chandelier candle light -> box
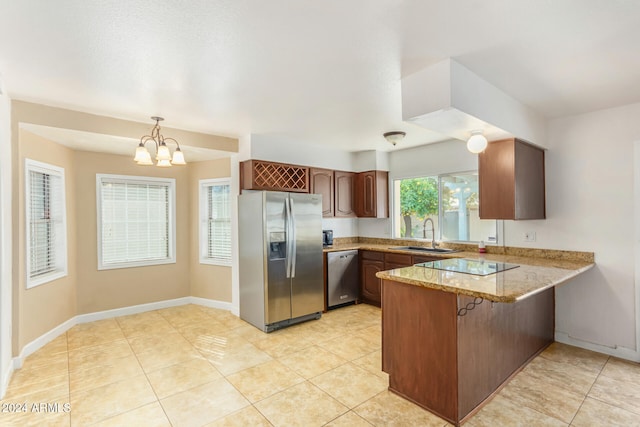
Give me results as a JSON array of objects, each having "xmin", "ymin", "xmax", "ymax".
[{"xmin": 134, "ymin": 116, "xmax": 186, "ymax": 167}]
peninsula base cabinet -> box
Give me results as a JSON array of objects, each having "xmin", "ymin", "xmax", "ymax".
[{"xmin": 381, "ymin": 279, "xmax": 554, "ymax": 426}]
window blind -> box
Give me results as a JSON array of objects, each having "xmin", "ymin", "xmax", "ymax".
[
  {"xmin": 203, "ymin": 181, "xmax": 231, "ymax": 265},
  {"xmin": 29, "ymin": 171, "xmax": 62, "ymax": 277},
  {"xmin": 99, "ymin": 176, "xmax": 174, "ymax": 268},
  {"xmin": 26, "ymin": 159, "xmax": 67, "ymax": 288}
]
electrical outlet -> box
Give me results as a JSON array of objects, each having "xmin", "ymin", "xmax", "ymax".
[{"xmin": 524, "ymin": 231, "xmax": 536, "ymax": 242}]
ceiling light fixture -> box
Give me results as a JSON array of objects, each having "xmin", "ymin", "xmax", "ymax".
[
  {"xmin": 383, "ymin": 131, "xmax": 406, "ymax": 146},
  {"xmin": 134, "ymin": 116, "xmax": 186, "ymax": 167},
  {"xmin": 466, "ymin": 130, "xmax": 488, "ymax": 154}
]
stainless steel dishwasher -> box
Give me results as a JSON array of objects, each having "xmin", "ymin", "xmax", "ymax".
[{"xmin": 327, "ymin": 250, "xmax": 359, "ymax": 308}]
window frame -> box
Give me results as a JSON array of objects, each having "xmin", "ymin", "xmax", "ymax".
[
  {"xmin": 392, "ymin": 170, "xmax": 500, "ymax": 244},
  {"xmin": 96, "ymin": 174, "xmax": 176, "ymax": 271},
  {"xmin": 199, "ymin": 178, "xmax": 232, "ymax": 266},
  {"xmin": 25, "ymin": 158, "xmax": 68, "ymax": 289}
]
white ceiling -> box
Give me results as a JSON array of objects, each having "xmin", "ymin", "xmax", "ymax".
[{"xmin": 2, "ymin": 0, "xmax": 640, "ymax": 154}]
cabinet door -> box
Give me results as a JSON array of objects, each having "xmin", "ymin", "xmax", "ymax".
[
  {"xmin": 335, "ymin": 171, "xmax": 356, "ymax": 217},
  {"xmin": 479, "ymin": 138, "xmax": 545, "ymax": 220},
  {"xmin": 355, "ymin": 171, "xmax": 389, "ymax": 218},
  {"xmin": 361, "ymin": 260, "xmax": 384, "ymax": 306},
  {"xmin": 310, "ymin": 168, "xmax": 334, "ymax": 217}
]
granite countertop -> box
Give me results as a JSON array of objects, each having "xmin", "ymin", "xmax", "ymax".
[{"xmin": 323, "ymin": 240, "xmax": 595, "ymax": 303}]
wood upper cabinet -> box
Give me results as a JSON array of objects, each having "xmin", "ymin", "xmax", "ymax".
[
  {"xmin": 240, "ymin": 160, "xmax": 309, "ymax": 193},
  {"xmin": 310, "ymin": 168, "xmax": 334, "ymax": 217},
  {"xmin": 334, "ymin": 170, "xmax": 356, "ymax": 217},
  {"xmin": 479, "ymin": 138, "xmax": 545, "ymax": 220},
  {"xmin": 355, "ymin": 170, "xmax": 389, "ymax": 218}
]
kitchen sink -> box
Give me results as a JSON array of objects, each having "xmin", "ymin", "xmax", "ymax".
[{"xmin": 390, "ymin": 246, "xmax": 460, "ymax": 254}]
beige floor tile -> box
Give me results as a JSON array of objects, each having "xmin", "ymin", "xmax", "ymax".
[
  {"xmin": 255, "ymin": 381, "xmax": 348, "ymax": 427},
  {"xmin": 177, "ymin": 318, "xmax": 230, "ymax": 343},
  {"xmin": 0, "ymin": 407, "xmax": 70, "ymax": 427},
  {"xmin": 70, "ymin": 374, "xmax": 157, "ymax": 426},
  {"xmin": 203, "ymin": 341, "xmax": 273, "ymax": 376},
  {"xmin": 66, "ymin": 326, "xmax": 125, "ymax": 351},
  {"xmin": 92, "ymin": 402, "xmax": 171, "ymax": 427},
  {"xmin": 278, "ymin": 345, "xmax": 347, "ymax": 379},
  {"xmin": 252, "ymin": 331, "xmax": 315, "ymax": 359},
  {"xmin": 523, "ymin": 355, "xmax": 600, "ymax": 396},
  {"xmin": 204, "ymin": 405, "xmax": 272, "ymax": 426},
  {"xmin": 310, "ymin": 363, "xmax": 388, "ymax": 409},
  {"xmin": 572, "ymin": 396, "xmax": 640, "ymax": 426},
  {"xmin": 499, "ymin": 370, "xmax": 584, "ymax": 423},
  {"xmin": 126, "ymin": 330, "xmax": 192, "ymax": 354},
  {"xmin": 588, "ymin": 373, "xmax": 640, "ymax": 415},
  {"xmin": 157, "ymin": 304, "xmax": 214, "ymax": 328},
  {"xmin": 8, "ymin": 359, "xmax": 68, "ymax": 390},
  {"xmin": 357, "ymin": 324, "xmax": 382, "ymax": 347},
  {"xmin": 146, "ymin": 357, "xmax": 222, "ymax": 399},
  {"xmin": 301, "ymin": 322, "xmax": 348, "ymax": 344},
  {"xmin": 466, "ymin": 394, "xmax": 567, "ymax": 427},
  {"xmin": 599, "ymin": 357, "xmax": 640, "ymax": 382},
  {"xmin": 352, "ymin": 350, "xmax": 387, "ymax": 379},
  {"xmin": 22, "ymin": 335, "xmax": 67, "ymax": 368},
  {"xmin": 324, "ymin": 410, "xmax": 374, "ymax": 426},
  {"xmin": 354, "ymin": 390, "xmax": 445, "ymax": 426},
  {"xmin": 68, "ymin": 338, "xmax": 133, "ymax": 371},
  {"xmin": 227, "ymin": 323, "xmax": 272, "ymax": 343},
  {"xmin": 136, "ymin": 344, "xmax": 204, "ymax": 372},
  {"xmin": 227, "ymin": 359, "xmax": 304, "ymax": 403},
  {"xmin": 160, "ymin": 377, "xmax": 250, "ymax": 427},
  {"xmin": 321, "ymin": 333, "xmax": 378, "ymax": 361},
  {"xmin": 116, "ymin": 311, "xmax": 175, "ymax": 338},
  {"xmin": 188, "ymin": 331, "xmax": 251, "ymax": 355},
  {"xmin": 3, "ymin": 376, "xmax": 69, "ymax": 401},
  {"xmin": 205, "ymin": 309, "xmax": 249, "ymax": 329},
  {"xmin": 69, "ymin": 353, "xmax": 144, "ymax": 393},
  {"xmin": 539, "ymin": 342, "xmax": 609, "ymax": 372}
]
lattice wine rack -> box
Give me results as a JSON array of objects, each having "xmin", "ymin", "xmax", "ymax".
[{"xmin": 240, "ymin": 160, "xmax": 309, "ymax": 192}]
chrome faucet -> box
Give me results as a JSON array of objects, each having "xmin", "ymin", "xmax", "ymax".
[{"xmin": 423, "ymin": 218, "xmax": 439, "ymax": 249}]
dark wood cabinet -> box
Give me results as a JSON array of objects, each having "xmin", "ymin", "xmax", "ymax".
[
  {"xmin": 240, "ymin": 159, "xmax": 309, "ymax": 193},
  {"xmin": 360, "ymin": 251, "xmax": 384, "ymax": 306},
  {"xmin": 334, "ymin": 170, "xmax": 356, "ymax": 217},
  {"xmin": 355, "ymin": 170, "xmax": 389, "ymax": 218},
  {"xmin": 479, "ymin": 138, "xmax": 545, "ymax": 220},
  {"xmin": 382, "ymin": 280, "xmax": 554, "ymax": 425},
  {"xmin": 310, "ymin": 168, "xmax": 334, "ymax": 217}
]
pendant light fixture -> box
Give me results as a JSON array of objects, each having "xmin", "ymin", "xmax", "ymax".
[
  {"xmin": 134, "ymin": 117, "xmax": 186, "ymax": 167},
  {"xmin": 384, "ymin": 131, "xmax": 406, "ymax": 146},
  {"xmin": 466, "ymin": 130, "xmax": 488, "ymax": 154}
]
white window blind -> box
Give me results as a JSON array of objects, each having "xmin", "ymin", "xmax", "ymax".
[
  {"xmin": 97, "ymin": 174, "xmax": 176, "ymax": 270},
  {"xmin": 200, "ymin": 179, "xmax": 231, "ymax": 266},
  {"xmin": 25, "ymin": 159, "xmax": 67, "ymax": 288}
]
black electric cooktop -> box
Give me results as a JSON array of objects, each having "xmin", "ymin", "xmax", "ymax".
[{"xmin": 416, "ymin": 258, "xmax": 520, "ymax": 276}]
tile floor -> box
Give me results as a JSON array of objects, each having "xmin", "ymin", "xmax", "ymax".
[{"xmin": 1, "ymin": 303, "xmax": 639, "ymax": 426}]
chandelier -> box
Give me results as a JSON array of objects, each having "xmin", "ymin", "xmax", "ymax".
[{"xmin": 134, "ymin": 116, "xmax": 186, "ymax": 167}]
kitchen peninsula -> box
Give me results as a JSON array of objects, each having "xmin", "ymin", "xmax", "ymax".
[{"xmin": 375, "ymin": 252, "xmax": 594, "ymax": 426}]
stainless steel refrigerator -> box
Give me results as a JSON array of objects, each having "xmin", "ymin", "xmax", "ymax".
[{"xmin": 239, "ymin": 191, "xmax": 324, "ymax": 332}]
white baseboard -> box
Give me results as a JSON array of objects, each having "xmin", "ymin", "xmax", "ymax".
[
  {"xmin": 11, "ymin": 297, "xmax": 234, "ymax": 371},
  {"xmin": 13, "ymin": 316, "xmax": 77, "ymax": 370},
  {"xmin": 190, "ymin": 296, "xmax": 234, "ymax": 312},
  {"xmin": 76, "ymin": 297, "xmax": 192, "ymax": 324},
  {"xmin": 555, "ymin": 331, "xmax": 640, "ymax": 362}
]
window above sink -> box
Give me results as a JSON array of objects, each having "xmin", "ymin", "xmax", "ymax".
[{"xmin": 392, "ymin": 171, "xmax": 497, "ymax": 244}]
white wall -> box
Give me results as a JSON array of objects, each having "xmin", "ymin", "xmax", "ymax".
[
  {"xmin": 0, "ymin": 82, "xmax": 12, "ymax": 397},
  {"xmin": 250, "ymin": 134, "xmax": 354, "ymax": 171},
  {"xmin": 506, "ymin": 102, "xmax": 640, "ymax": 357}
]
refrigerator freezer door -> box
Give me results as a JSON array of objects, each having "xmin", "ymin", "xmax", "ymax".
[
  {"xmin": 265, "ymin": 192, "xmax": 292, "ymax": 325},
  {"xmin": 289, "ymin": 193, "xmax": 324, "ymax": 318}
]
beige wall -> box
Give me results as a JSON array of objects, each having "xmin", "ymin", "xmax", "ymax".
[
  {"xmin": 17, "ymin": 130, "xmax": 77, "ymax": 352},
  {"xmin": 10, "ymin": 100, "xmax": 238, "ymax": 357},
  {"xmin": 74, "ymin": 151, "xmax": 191, "ymax": 314},
  {"xmin": 189, "ymin": 159, "xmax": 233, "ymax": 302}
]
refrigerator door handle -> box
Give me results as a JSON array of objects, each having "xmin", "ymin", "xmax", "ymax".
[
  {"xmin": 290, "ymin": 197, "xmax": 297, "ymax": 278},
  {"xmin": 285, "ymin": 197, "xmax": 292, "ymax": 278}
]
